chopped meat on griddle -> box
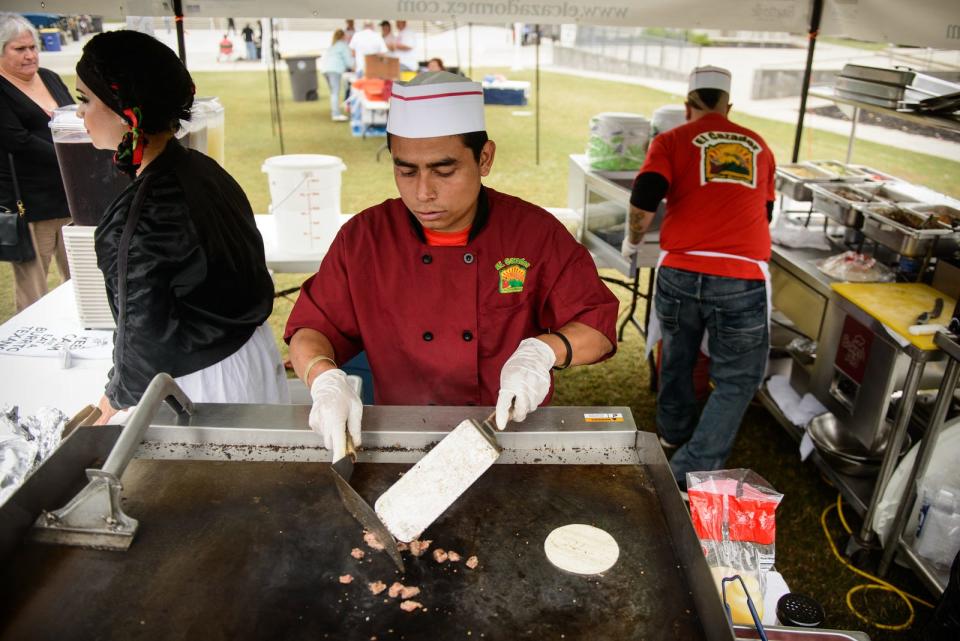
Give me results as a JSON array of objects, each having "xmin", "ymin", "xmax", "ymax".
[
  {"xmin": 465, "ymin": 555, "xmax": 478, "ymax": 569},
  {"xmin": 408, "ymin": 539, "xmax": 432, "ymax": 556},
  {"xmin": 400, "ymin": 600, "xmax": 423, "ymax": 612},
  {"xmin": 368, "ymin": 581, "xmax": 387, "ymax": 595},
  {"xmin": 399, "ymin": 585, "xmax": 420, "ymax": 599},
  {"xmin": 447, "ymin": 551, "xmax": 461, "ymax": 562},
  {"xmin": 432, "ymin": 548, "xmax": 448, "ymax": 563},
  {"xmin": 363, "ymin": 531, "xmax": 385, "ymax": 551},
  {"xmin": 396, "ymin": 541, "xmax": 409, "ymax": 552},
  {"xmin": 387, "ymin": 582, "xmax": 405, "ymax": 598},
  {"xmin": 351, "ymin": 547, "xmax": 365, "ymax": 559},
  {"xmin": 339, "ymin": 574, "xmax": 354, "ymax": 584}
]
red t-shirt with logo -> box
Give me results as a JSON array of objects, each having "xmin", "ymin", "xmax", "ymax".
[{"xmin": 639, "ymin": 112, "xmax": 775, "ymax": 280}]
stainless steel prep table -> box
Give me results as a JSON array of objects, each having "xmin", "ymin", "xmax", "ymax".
[
  {"xmin": 0, "ymin": 399, "xmax": 735, "ymax": 641},
  {"xmin": 770, "ymin": 243, "xmax": 837, "ymax": 344}
]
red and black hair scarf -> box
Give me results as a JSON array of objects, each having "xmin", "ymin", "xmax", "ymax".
[{"xmin": 75, "ymin": 56, "xmax": 146, "ymax": 178}]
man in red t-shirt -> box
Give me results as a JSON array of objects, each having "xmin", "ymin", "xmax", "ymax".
[{"xmin": 622, "ymin": 66, "xmax": 775, "ymax": 492}]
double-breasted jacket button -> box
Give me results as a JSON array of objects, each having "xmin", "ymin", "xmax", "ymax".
[
  {"xmin": 462, "ymin": 331, "xmax": 473, "ymax": 341},
  {"xmin": 463, "ymin": 253, "xmax": 474, "ymax": 264},
  {"xmin": 422, "ymin": 254, "xmax": 433, "ymax": 264},
  {"xmin": 422, "ymin": 331, "xmax": 433, "ymax": 342}
]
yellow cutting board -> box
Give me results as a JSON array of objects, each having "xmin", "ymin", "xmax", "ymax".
[{"xmin": 831, "ymin": 282, "xmax": 955, "ymax": 351}]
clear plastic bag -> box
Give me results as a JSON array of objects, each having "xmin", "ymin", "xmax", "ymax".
[
  {"xmin": 816, "ymin": 251, "xmax": 895, "ymax": 282},
  {"xmin": 915, "ymin": 474, "xmax": 960, "ymax": 575},
  {"xmin": 687, "ymin": 469, "xmax": 784, "ymax": 625}
]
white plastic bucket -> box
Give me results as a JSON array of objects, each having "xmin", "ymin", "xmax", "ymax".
[
  {"xmin": 651, "ymin": 105, "xmax": 687, "ymax": 136},
  {"xmin": 586, "ymin": 112, "xmax": 650, "ymax": 171},
  {"xmin": 262, "ymin": 154, "xmax": 346, "ymax": 254}
]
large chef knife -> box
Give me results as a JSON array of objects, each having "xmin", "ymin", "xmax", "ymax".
[{"xmin": 329, "ymin": 432, "xmax": 405, "ymax": 572}]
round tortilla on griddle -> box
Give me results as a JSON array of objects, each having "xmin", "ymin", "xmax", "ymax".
[{"xmin": 543, "ymin": 523, "xmax": 619, "ymax": 575}]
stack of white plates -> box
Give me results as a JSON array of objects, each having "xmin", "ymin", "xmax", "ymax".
[{"xmin": 62, "ymin": 225, "xmax": 115, "ymax": 330}]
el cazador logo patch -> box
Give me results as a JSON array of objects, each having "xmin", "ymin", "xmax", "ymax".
[{"xmin": 495, "ymin": 257, "xmax": 530, "ymax": 293}]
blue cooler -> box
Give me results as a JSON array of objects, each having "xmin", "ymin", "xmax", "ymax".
[
  {"xmin": 39, "ymin": 29, "xmax": 61, "ymax": 52},
  {"xmin": 483, "ymin": 87, "xmax": 527, "ymax": 106}
]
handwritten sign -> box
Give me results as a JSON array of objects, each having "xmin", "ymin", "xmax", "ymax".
[{"xmin": 0, "ymin": 325, "xmax": 113, "ymax": 360}]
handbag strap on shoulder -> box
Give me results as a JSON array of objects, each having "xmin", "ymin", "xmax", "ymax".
[{"xmin": 6, "ymin": 153, "xmax": 25, "ymax": 216}]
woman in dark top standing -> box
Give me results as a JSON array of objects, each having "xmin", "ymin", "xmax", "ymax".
[
  {"xmin": 74, "ymin": 30, "xmax": 288, "ymax": 423},
  {"xmin": 0, "ymin": 13, "xmax": 73, "ymax": 311}
]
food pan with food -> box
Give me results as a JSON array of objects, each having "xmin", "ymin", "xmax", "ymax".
[
  {"xmin": 846, "ymin": 165, "xmax": 898, "ymax": 182},
  {"xmin": 860, "ymin": 202, "xmax": 953, "ymax": 257},
  {"xmin": 904, "ymin": 203, "xmax": 960, "ymax": 231},
  {"xmin": 809, "ymin": 183, "xmax": 872, "ymax": 227},
  {"xmin": 775, "ymin": 163, "xmax": 838, "ymax": 201},
  {"xmin": 807, "ymin": 160, "xmax": 872, "ymax": 179}
]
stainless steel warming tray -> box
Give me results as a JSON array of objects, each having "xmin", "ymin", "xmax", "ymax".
[
  {"xmin": 775, "ymin": 163, "xmax": 839, "ymax": 201},
  {"xmin": 839, "ymin": 64, "xmax": 915, "ymax": 87},
  {"xmin": 809, "ymin": 183, "xmax": 875, "ymax": 228},
  {"xmin": 810, "ymin": 182, "xmax": 923, "ymax": 229},
  {"xmin": 0, "ymin": 376, "xmax": 734, "ymax": 641},
  {"xmin": 860, "ymin": 202, "xmax": 953, "ymax": 257}
]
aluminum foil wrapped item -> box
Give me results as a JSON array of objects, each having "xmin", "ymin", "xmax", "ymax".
[
  {"xmin": 0, "ymin": 405, "xmax": 67, "ymax": 506},
  {"xmin": 0, "ymin": 436, "xmax": 39, "ymax": 506},
  {"xmin": 21, "ymin": 407, "xmax": 68, "ymax": 462}
]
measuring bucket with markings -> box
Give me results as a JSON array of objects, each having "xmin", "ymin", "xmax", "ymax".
[{"xmin": 262, "ymin": 154, "xmax": 346, "ymax": 254}]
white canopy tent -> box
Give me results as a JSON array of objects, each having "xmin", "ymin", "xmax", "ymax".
[
  {"xmin": 7, "ymin": 0, "xmax": 958, "ymax": 159},
  {"xmin": 5, "ymin": 0, "xmax": 959, "ymax": 49}
]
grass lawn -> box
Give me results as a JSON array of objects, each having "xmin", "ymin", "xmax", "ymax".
[{"xmin": 4, "ymin": 68, "xmax": 954, "ymax": 637}]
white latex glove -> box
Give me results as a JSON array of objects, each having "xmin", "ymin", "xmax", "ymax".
[
  {"xmin": 621, "ymin": 236, "xmax": 642, "ymax": 260},
  {"xmin": 309, "ymin": 369, "xmax": 363, "ymax": 461},
  {"xmin": 495, "ymin": 337, "xmax": 556, "ymax": 430}
]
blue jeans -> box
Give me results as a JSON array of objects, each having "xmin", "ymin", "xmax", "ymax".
[
  {"xmin": 245, "ymin": 41, "xmax": 257, "ymax": 60},
  {"xmin": 324, "ymin": 72, "xmax": 342, "ymax": 117},
  {"xmin": 655, "ymin": 267, "xmax": 768, "ymax": 485}
]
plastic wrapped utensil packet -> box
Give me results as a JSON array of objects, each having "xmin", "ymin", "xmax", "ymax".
[{"xmin": 687, "ymin": 469, "xmax": 783, "ymax": 624}]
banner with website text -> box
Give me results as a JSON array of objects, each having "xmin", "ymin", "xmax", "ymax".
[{"xmin": 7, "ymin": 0, "xmax": 959, "ymax": 49}]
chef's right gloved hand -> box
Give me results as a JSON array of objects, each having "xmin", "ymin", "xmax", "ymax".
[
  {"xmin": 621, "ymin": 236, "xmax": 642, "ymax": 260},
  {"xmin": 309, "ymin": 369, "xmax": 363, "ymax": 461},
  {"xmin": 496, "ymin": 337, "xmax": 556, "ymax": 430}
]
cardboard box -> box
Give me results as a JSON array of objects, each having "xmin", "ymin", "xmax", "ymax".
[{"xmin": 365, "ymin": 54, "xmax": 400, "ymax": 80}]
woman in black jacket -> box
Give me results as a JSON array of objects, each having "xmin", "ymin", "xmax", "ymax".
[
  {"xmin": 74, "ymin": 30, "xmax": 288, "ymax": 422},
  {"xmin": 0, "ymin": 13, "xmax": 73, "ymax": 311}
]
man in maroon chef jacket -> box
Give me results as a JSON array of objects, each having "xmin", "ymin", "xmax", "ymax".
[{"xmin": 285, "ymin": 71, "xmax": 619, "ymax": 460}]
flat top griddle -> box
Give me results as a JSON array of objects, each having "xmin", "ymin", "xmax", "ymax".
[{"xmin": 0, "ymin": 459, "xmax": 703, "ymax": 641}]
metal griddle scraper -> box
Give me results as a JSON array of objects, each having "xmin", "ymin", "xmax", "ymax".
[
  {"xmin": 330, "ymin": 433, "xmax": 405, "ymax": 572},
  {"xmin": 374, "ymin": 411, "xmax": 503, "ymax": 543}
]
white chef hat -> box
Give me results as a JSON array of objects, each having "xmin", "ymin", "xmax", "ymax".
[
  {"xmin": 387, "ymin": 71, "xmax": 485, "ymax": 138},
  {"xmin": 688, "ymin": 65, "xmax": 731, "ymax": 94}
]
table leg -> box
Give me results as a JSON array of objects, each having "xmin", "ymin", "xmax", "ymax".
[
  {"xmin": 878, "ymin": 357, "xmax": 960, "ymax": 575},
  {"xmin": 857, "ymin": 357, "xmax": 927, "ymax": 546}
]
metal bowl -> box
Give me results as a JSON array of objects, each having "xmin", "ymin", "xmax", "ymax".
[{"xmin": 806, "ymin": 413, "xmax": 912, "ymax": 477}]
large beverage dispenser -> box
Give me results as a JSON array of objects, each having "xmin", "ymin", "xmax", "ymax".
[
  {"xmin": 49, "ymin": 104, "xmax": 130, "ymax": 226},
  {"xmin": 180, "ymin": 97, "xmax": 225, "ymax": 166},
  {"xmin": 196, "ymin": 97, "xmax": 225, "ymax": 166}
]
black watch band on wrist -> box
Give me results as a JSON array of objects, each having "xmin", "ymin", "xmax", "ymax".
[{"xmin": 551, "ymin": 331, "xmax": 573, "ymax": 370}]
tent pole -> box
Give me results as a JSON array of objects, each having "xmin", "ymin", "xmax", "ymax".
[
  {"xmin": 269, "ymin": 18, "xmax": 285, "ymax": 154},
  {"xmin": 791, "ymin": 0, "xmax": 824, "ymax": 163},
  {"xmin": 172, "ymin": 0, "xmax": 186, "ymax": 65},
  {"xmin": 535, "ymin": 24, "xmax": 540, "ymax": 166}
]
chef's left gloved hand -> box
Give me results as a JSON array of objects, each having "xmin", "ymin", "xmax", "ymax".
[
  {"xmin": 496, "ymin": 337, "xmax": 556, "ymax": 430},
  {"xmin": 621, "ymin": 236, "xmax": 642, "ymax": 260}
]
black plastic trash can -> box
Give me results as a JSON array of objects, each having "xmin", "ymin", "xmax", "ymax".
[{"xmin": 286, "ymin": 55, "xmax": 319, "ymax": 102}]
